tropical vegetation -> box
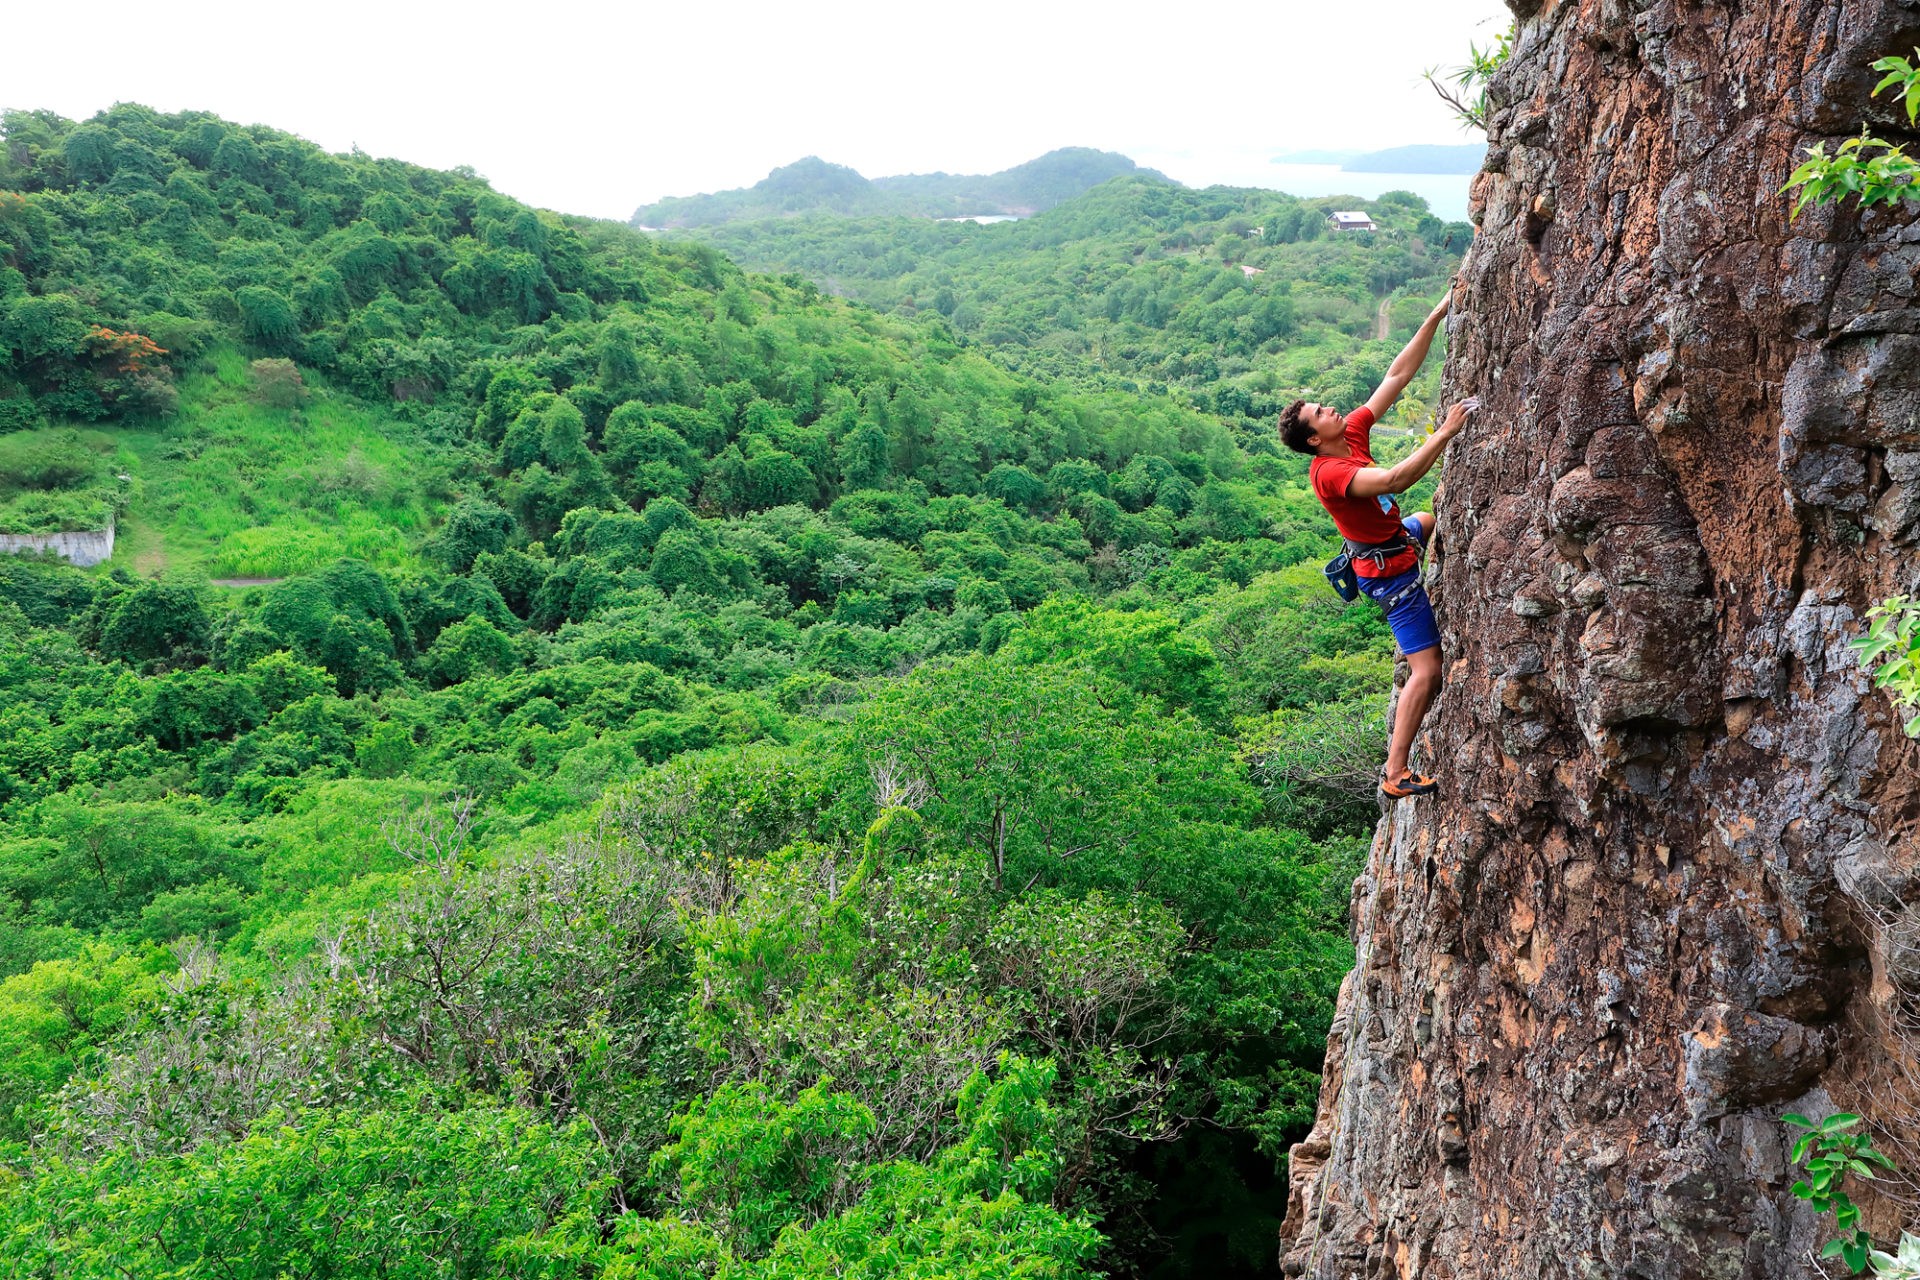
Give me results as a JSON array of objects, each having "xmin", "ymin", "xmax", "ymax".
[{"xmin": 0, "ymin": 103, "xmax": 1459, "ymax": 1276}]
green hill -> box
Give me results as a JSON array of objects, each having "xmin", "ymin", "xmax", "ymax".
[
  {"xmin": 632, "ymin": 147, "xmax": 1160, "ymax": 227},
  {"xmin": 0, "ymin": 104, "xmax": 1431, "ymax": 1278},
  {"xmin": 667, "ymin": 176, "xmax": 1473, "ymax": 426}
]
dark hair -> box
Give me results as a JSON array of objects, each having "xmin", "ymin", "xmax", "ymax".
[{"xmin": 1279, "ymin": 399, "xmax": 1315, "ymax": 455}]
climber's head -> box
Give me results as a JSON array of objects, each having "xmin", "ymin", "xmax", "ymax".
[{"xmin": 1279, "ymin": 400, "xmax": 1350, "ymax": 457}]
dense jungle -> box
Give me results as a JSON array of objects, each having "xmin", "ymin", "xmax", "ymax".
[{"xmin": 0, "ymin": 103, "xmax": 1462, "ymax": 1277}]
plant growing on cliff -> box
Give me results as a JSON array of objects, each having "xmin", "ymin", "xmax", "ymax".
[
  {"xmin": 1423, "ymin": 25, "xmax": 1513, "ymax": 132},
  {"xmin": 1783, "ymin": 50, "xmax": 1920, "ymax": 217},
  {"xmin": 1782, "ymin": 132, "xmax": 1920, "ymax": 217},
  {"xmin": 1871, "ymin": 1233, "xmax": 1920, "ymax": 1280},
  {"xmin": 1852, "ymin": 596, "xmax": 1920, "ymax": 737},
  {"xmin": 1871, "ymin": 50, "xmax": 1920, "ymax": 126},
  {"xmin": 1783, "ymin": 1111, "xmax": 1897, "ymax": 1273},
  {"xmin": 1782, "ymin": 57, "xmax": 1920, "ymax": 742}
]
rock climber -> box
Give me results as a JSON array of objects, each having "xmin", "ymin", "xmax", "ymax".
[{"xmin": 1278, "ymin": 286, "xmax": 1476, "ymax": 800}]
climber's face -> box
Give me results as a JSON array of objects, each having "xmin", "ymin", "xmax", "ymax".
[{"xmin": 1302, "ymin": 403, "xmax": 1349, "ymax": 456}]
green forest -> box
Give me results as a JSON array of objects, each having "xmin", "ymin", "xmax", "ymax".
[
  {"xmin": 0, "ymin": 104, "xmax": 1461, "ymax": 1277},
  {"xmin": 666, "ymin": 172, "xmax": 1470, "ymax": 426}
]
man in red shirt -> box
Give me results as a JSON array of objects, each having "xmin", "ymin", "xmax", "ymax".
[{"xmin": 1278, "ymin": 289, "xmax": 1474, "ymax": 799}]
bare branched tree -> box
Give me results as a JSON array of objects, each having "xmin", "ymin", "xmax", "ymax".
[
  {"xmin": 164, "ymin": 936, "xmax": 220, "ymax": 995},
  {"xmin": 383, "ymin": 792, "xmax": 476, "ymax": 875},
  {"xmin": 871, "ymin": 754, "xmax": 931, "ymax": 813}
]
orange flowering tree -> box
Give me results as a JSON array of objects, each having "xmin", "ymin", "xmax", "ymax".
[
  {"xmin": 81, "ymin": 327, "xmax": 167, "ymax": 375},
  {"xmin": 79, "ymin": 325, "xmax": 177, "ymax": 416}
]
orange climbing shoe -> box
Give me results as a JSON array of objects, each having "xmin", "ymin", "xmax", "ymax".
[{"xmin": 1380, "ymin": 770, "xmax": 1439, "ymax": 799}]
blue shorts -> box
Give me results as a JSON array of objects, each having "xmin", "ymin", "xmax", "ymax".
[{"xmin": 1359, "ymin": 517, "xmax": 1439, "ymax": 656}]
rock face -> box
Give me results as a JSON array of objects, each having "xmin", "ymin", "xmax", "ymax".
[{"xmin": 1279, "ymin": 1, "xmax": 1920, "ymax": 1276}]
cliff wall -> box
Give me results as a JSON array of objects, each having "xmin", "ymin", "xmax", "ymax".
[{"xmin": 1280, "ymin": 1, "xmax": 1920, "ymax": 1276}]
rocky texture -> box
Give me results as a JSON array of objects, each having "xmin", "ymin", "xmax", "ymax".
[{"xmin": 1279, "ymin": 2, "xmax": 1920, "ymax": 1276}]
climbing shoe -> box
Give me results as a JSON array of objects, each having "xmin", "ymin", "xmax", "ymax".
[{"xmin": 1380, "ymin": 771, "xmax": 1439, "ymax": 799}]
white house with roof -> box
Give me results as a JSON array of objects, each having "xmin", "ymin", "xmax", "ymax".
[{"xmin": 1328, "ymin": 211, "xmax": 1378, "ymax": 233}]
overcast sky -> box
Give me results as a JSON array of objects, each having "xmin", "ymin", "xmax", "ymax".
[{"xmin": 8, "ymin": 0, "xmax": 1508, "ymax": 220}]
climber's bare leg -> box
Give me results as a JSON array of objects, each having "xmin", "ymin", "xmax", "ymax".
[{"xmin": 1386, "ymin": 644, "xmax": 1442, "ymax": 782}]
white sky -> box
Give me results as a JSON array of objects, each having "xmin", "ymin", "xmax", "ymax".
[{"xmin": 7, "ymin": 0, "xmax": 1508, "ymax": 220}]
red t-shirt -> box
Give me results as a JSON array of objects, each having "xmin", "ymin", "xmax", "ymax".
[{"xmin": 1309, "ymin": 406, "xmax": 1418, "ymax": 578}]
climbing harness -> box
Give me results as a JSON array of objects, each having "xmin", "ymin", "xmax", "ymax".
[
  {"xmin": 1344, "ymin": 529, "xmax": 1414, "ymax": 573},
  {"xmin": 1323, "ymin": 530, "xmax": 1422, "ymax": 609}
]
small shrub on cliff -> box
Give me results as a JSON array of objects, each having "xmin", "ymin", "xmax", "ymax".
[
  {"xmin": 1782, "ymin": 57, "xmax": 1920, "ymax": 742},
  {"xmin": 1853, "ymin": 596, "xmax": 1920, "ymax": 736},
  {"xmin": 1871, "ymin": 1234, "xmax": 1920, "ymax": 1279},
  {"xmin": 1872, "ymin": 49, "xmax": 1920, "ymax": 126},
  {"xmin": 1783, "ymin": 1111, "xmax": 1896, "ymax": 1273},
  {"xmin": 1782, "ymin": 132, "xmax": 1920, "ymax": 218},
  {"xmin": 1783, "ymin": 49, "xmax": 1920, "ymax": 217},
  {"xmin": 1423, "ymin": 24, "xmax": 1513, "ymax": 132}
]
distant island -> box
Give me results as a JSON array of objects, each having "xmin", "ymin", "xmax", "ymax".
[
  {"xmin": 1271, "ymin": 144, "xmax": 1487, "ymax": 175},
  {"xmin": 631, "ymin": 149, "xmax": 1170, "ymax": 229}
]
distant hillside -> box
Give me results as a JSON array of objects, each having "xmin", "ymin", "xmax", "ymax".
[
  {"xmin": 631, "ymin": 148, "xmax": 1168, "ymax": 228},
  {"xmin": 670, "ymin": 174, "xmax": 1471, "ymax": 421},
  {"xmin": 1342, "ymin": 144, "xmax": 1485, "ymax": 174}
]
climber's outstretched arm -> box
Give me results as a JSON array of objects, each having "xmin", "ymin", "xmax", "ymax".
[
  {"xmin": 1364, "ymin": 286, "xmax": 1453, "ymax": 421},
  {"xmin": 1346, "ymin": 397, "xmax": 1477, "ymax": 499}
]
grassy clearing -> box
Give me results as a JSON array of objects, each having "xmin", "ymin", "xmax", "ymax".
[
  {"xmin": 0, "ymin": 427, "xmax": 137, "ymax": 534},
  {"xmin": 98, "ymin": 348, "xmax": 466, "ymax": 577}
]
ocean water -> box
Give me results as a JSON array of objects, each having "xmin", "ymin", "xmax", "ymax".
[
  {"xmin": 1137, "ymin": 147, "xmax": 1476, "ymax": 223},
  {"xmin": 1264, "ymin": 164, "xmax": 1473, "ymax": 222}
]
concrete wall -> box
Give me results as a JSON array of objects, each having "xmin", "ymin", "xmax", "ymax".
[{"xmin": 0, "ymin": 520, "xmax": 115, "ymax": 567}]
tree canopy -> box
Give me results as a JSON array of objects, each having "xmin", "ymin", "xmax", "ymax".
[{"xmin": 0, "ymin": 103, "xmax": 1456, "ymax": 1278}]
